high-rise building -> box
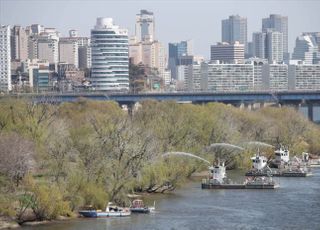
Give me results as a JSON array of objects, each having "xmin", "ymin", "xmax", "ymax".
[
  {"xmin": 0, "ymin": 25, "xmax": 12, "ymax": 92},
  {"xmin": 292, "ymin": 35, "xmax": 319, "ymax": 64},
  {"xmin": 130, "ymin": 10, "xmax": 167, "ymax": 83},
  {"xmin": 78, "ymin": 46, "xmax": 91, "ymax": 69},
  {"xmin": 135, "ymin": 9, "xmax": 155, "ymax": 42},
  {"xmin": 37, "ymin": 37, "xmax": 59, "ymax": 64},
  {"xmin": 222, "ymin": 15, "xmax": 247, "ymax": 53},
  {"xmin": 210, "ymin": 42, "xmax": 245, "ymax": 63},
  {"xmin": 262, "ymin": 14, "xmax": 288, "ymax": 60},
  {"xmin": 252, "ymin": 32, "xmax": 266, "ymax": 59},
  {"xmin": 168, "ymin": 40, "xmax": 193, "ymax": 78},
  {"xmin": 252, "ymin": 30, "xmax": 283, "ymax": 63},
  {"xmin": 59, "ymin": 37, "xmax": 79, "ymax": 68},
  {"xmin": 262, "ymin": 64, "xmax": 288, "ymax": 91},
  {"xmin": 129, "ymin": 40, "xmax": 166, "ymax": 78},
  {"xmin": 205, "ymin": 63, "xmax": 254, "ymax": 92},
  {"xmin": 90, "ymin": 17, "xmax": 129, "ymax": 91},
  {"xmin": 289, "ymin": 64, "xmax": 320, "ymax": 90},
  {"xmin": 266, "ymin": 30, "xmax": 283, "ymax": 63},
  {"xmin": 11, "ymin": 25, "xmax": 28, "ymax": 61}
]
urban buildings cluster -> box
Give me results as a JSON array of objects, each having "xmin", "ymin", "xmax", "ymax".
[{"xmin": 1, "ymin": 10, "xmax": 320, "ymax": 93}]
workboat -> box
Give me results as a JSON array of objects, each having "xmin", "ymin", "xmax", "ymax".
[
  {"xmin": 79, "ymin": 202, "xmax": 131, "ymax": 217},
  {"xmin": 201, "ymin": 161, "xmax": 278, "ymax": 189},
  {"xmin": 270, "ymin": 146, "xmax": 290, "ymax": 168},
  {"xmin": 130, "ymin": 199, "xmax": 155, "ymax": 214}
]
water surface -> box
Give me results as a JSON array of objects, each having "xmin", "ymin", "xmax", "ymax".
[{"xmin": 24, "ymin": 168, "xmax": 320, "ymax": 230}]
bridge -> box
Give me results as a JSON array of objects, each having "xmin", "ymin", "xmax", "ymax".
[{"xmin": 3, "ymin": 91, "xmax": 320, "ymax": 122}]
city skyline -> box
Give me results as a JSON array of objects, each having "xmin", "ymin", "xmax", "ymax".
[{"xmin": 1, "ymin": 0, "xmax": 320, "ymax": 58}]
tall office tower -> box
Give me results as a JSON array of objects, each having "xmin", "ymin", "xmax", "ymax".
[
  {"xmin": 266, "ymin": 30, "xmax": 283, "ymax": 63},
  {"xmin": 292, "ymin": 35, "xmax": 319, "ymax": 64},
  {"xmin": 90, "ymin": 18, "xmax": 129, "ymax": 91},
  {"xmin": 252, "ymin": 32, "xmax": 266, "ymax": 58},
  {"xmin": 59, "ymin": 38, "xmax": 79, "ymax": 68},
  {"xmin": 0, "ymin": 25, "xmax": 11, "ymax": 92},
  {"xmin": 222, "ymin": 15, "xmax": 247, "ymax": 53},
  {"xmin": 210, "ymin": 42, "xmax": 245, "ymax": 63},
  {"xmin": 37, "ymin": 37, "xmax": 59, "ymax": 64},
  {"xmin": 168, "ymin": 40, "xmax": 193, "ymax": 78},
  {"xmin": 135, "ymin": 9, "xmax": 155, "ymax": 42},
  {"xmin": 11, "ymin": 25, "xmax": 28, "ymax": 61},
  {"xmin": 262, "ymin": 14, "xmax": 288, "ymax": 60}
]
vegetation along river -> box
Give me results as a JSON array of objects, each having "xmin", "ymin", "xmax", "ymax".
[{"xmin": 23, "ymin": 168, "xmax": 320, "ymax": 230}]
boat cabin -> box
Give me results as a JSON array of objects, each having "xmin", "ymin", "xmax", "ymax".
[
  {"xmin": 251, "ymin": 155, "xmax": 267, "ymax": 170},
  {"xmin": 209, "ymin": 161, "xmax": 226, "ymax": 184},
  {"xmin": 275, "ymin": 147, "xmax": 290, "ymax": 163}
]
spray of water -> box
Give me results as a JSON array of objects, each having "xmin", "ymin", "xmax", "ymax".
[
  {"xmin": 162, "ymin": 152, "xmax": 210, "ymax": 165},
  {"xmin": 242, "ymin": 141, "xmax": 273, "ymax": 148},
  {"xmin": 208, "ymin": 143, "xmax": 244, "ymax": 151}
]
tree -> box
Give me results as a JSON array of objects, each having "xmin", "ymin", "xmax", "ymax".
[{"xmin": 0, "ymin": 132, "xmax": 34, "ymax": 186}]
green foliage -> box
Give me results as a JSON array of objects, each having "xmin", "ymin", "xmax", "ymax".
[
  {"xmin": 23, "ymin": 175, "xmax": 72, "ymax": 220},
  {"xmin": 1, "ymin": 98, "xmax": 320, "ymax": 222}
]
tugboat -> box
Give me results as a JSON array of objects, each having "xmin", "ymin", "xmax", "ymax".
[
  {"xmin": 270, "ymin": 146, "xmax": 290, "ymax": 168},
  {"xmin": 245, "ymin": 151, "xmax": 272, "ymax": 176},
  {"xmin": 247, "ymin": 148, "xmax": 312, "ymax": 177},
  {"xmin": 201, "ymin": 160, "xmax": 278, "ymax": 189},
  {"xmin": 79, "ymin": 202, "xmax": 131, "ymax": 217},
  {"xmin": 130, "ymin": 199, "xmax": 155, "ymax": 214}
]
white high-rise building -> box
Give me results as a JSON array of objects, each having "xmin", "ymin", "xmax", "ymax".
[
  {"xmin": 90, "ymin": 18, "xmax": 129, "ymax": 91},
  {"xmin": 292, "ymin": 35, "xmax": 318, "ymax": 64},
  {"xmin": 59, "ymin": 38, "xmax": 79, "ymax": 68},
  {"xmin": 262, "ymin": 14, "xmax": 288, "ymax": 60},
  {"xmin": 0, "ymin": 25, "xmax": 12, "ymax": 92},
  {"xmin": 266, "ymin": 30, "xmax": 283, "ymax": 63},
  {"xmin": 135, "ymin": 10, "xmax": 155, "ymax": 42}
]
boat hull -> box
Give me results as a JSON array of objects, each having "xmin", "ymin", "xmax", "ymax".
[
  {"xmin": 245, "ymin": 171, "xmax": 311, "ymax": 177},
  {"xmin": 201, "ymin": 183, "xmax": 277, "ymax": 189},
  {"xmin": 130, "ymin": 208, "xmax": 150, "ymax": 214},
  {"xmin": 79, "ymin": 210, "xmax": 131, "ymax": 218}
]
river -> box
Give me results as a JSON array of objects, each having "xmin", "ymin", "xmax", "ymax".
[{"xmin": 23, "ymin": 168, "xmax": 320, "ymax": 230}]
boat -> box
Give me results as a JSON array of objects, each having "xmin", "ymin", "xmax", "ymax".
[
  {"xmin": 79, "ymin": 202, "xmax": 131, "ymax": 217},
  {"xmin": 130, "ymin": 199, "xmax": 155, "ymax": 214},
  {"xmin": 270, "ymin": 146, "xmax": 290, "ymax": 168},
  {"xmin": 245, "ymin": 151, "xmax": 272, "ymax": 176},
  {"xmin": 201, "ymin": 160, "xmax": 278, "ymax": 189}
]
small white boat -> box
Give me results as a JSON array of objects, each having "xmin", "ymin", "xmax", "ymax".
[{"xmin": 130, "ymin": 199, "xmax": 156, "ymax": 214}]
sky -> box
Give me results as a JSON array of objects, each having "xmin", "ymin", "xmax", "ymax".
[{"xmin": 1, "ymin": 0, "xmax": 320, "ymax": 58}]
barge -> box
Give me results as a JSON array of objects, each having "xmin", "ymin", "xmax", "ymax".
[{"xmin": 201, "ymin": 161, "xmax": 278, "ymax": 190}]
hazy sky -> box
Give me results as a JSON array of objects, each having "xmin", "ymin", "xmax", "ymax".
[{"xmin": 1, "ymin": 0, "xmax": 319, "ymax": 58}]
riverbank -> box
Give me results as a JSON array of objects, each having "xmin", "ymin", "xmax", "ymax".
[{"xmin": 0, "ymin": 216, "xmax": 77, "ymax": 230}]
